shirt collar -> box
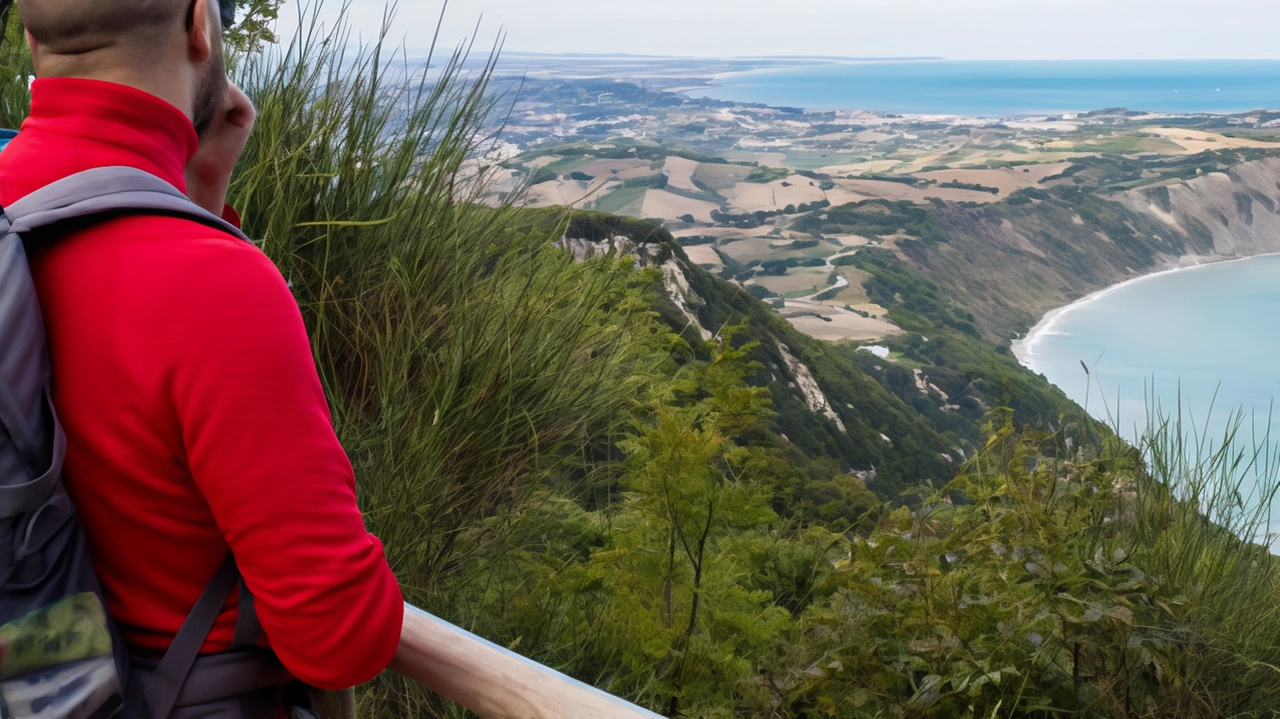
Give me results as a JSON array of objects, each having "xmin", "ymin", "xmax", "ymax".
[{"xmin": 19, "ymin": 77, "xmax": 197, "ymax": 194}]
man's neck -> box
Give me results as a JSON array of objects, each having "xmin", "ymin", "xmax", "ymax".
[{"xmin": 31, "ymin": 49, "xmax": 194, "ymax": 127}]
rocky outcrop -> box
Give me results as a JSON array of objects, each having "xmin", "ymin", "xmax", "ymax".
[
  {"xmin": 661, "ymin": 259, "xmax": 712, "ymax": 341},
  {"xmin": 560, "ymin": 232, "xmax": 712, "ymax": 341},
  {"xmin": 559, "ymin": 234, "xmax": 649, "ymax": 263},
  {"xmin": 777, "ymin": 342, "xmax": 847, "ymax": 433}
]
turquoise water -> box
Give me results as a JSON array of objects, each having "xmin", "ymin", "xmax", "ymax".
[
  {"xmin": 1017, "ymin": 255, "xmax": 1280, "ymax": 446},
  {"xmin": 694, "ymin": 60, "xmax": 1280, "ymax": 116}
]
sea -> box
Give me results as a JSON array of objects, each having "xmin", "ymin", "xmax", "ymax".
[
  {"xmin": 699, "ymin": 59, "xmax": 1280, "ymax": 534},
  {"xmin": 1016, "ymin": 255, "xmax": 1280, "ymax": 435},
  {"xmin": 1014, "ymin": 255, "xmax": 1280, "ymax": 541},
  {"xmin": 693, "ymin": 60, "xmax": 1280, "ymax": 117}
]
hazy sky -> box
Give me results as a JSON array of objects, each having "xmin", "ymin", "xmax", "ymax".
[{"xmin": 291, "ymin": 0, "xmax": 1280, "ymax": 60}]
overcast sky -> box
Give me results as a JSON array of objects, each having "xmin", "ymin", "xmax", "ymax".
[{"xmin": 286, "ymin": 0, "xmax": 1280, "ymax": 60}]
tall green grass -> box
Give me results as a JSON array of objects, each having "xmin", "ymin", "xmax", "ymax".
[{"xmin": 228, "ymin": 4, "xmax": 659, "ymax": 715}]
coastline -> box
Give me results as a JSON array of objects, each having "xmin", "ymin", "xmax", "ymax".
[
  {"xmin": 689, "ymin": 59, "xmax": 1280, "ymax": 117},
  {"xmin": 1011, "ymin": 251, "xmax": 1280, "ymax": 371}
]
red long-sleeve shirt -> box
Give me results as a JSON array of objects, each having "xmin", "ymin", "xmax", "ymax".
[{"xmin": 0, "ymin": 78, "xmax": 404, "ymax": 689}]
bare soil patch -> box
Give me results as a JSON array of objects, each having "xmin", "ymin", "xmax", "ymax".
[
  {"xmin": 691, "ymin": 163, "xmax": 753, "ymax": 192},
  {"xmin": 639, "ymin": 190, "xmax": 721, "ymax": 222},
  {"xmin": 681, "ymin": 245, "xmax": 723, "ymax": 268},
  {"xmin": 1146, "ymin": 128, "xmax": 1280, "ymax": 154},
  {"xmin": 726, "ymin": 179, "xmax": 826, "ymax": 212},
  {"xmin": 662, "ymin": 156, "xmax": 703, "ymax": 193},
  {"xmin": 780, "ymin": 301, "xmax": 903, "ymax": 342},
  {"xmin": 915, "ymin": 163, "xmax": 1073, "ymax": 196},
  {"xmin": 750, "ymin": 267, "xmax": 832, "ymax": 296}
]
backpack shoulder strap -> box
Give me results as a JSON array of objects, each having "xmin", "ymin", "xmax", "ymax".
[
  {"xmin": 0, "ymin": 167, "xmax": 264, "ymax": 719},
  {"xmin": 2, "ymin": 165, "xmax": 250, "ymax": 242}
]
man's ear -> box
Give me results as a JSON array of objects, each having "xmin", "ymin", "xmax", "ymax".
[
  {"xmin": 188, "ymin": 0, "xmax": 214, "ymax": 64},
  {"xmin": 24, "ymin": 29, "xmax": 35, "ymax": 61}
]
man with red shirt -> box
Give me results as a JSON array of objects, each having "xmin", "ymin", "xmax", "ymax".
[
  {"xmin": 0, "ymin": 0, "xmax": 404, "ymax": 710},
  {"xmin": 0, "ymin": 0, "xmax": 675, "ymax": 715}
]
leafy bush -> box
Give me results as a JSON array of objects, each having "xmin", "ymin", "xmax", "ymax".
[
  {"xmin": 677, "ymin": 235, "xmax": 716, "ymax": 246},
  {"xmin": 774, "ymin": 411, "xmax": 1280, "ymax": 718}
]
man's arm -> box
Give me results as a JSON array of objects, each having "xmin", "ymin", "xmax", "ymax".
[
  {"xmin": 166, "ymin": 239, "xmax": 404, "ymax": 688},
  {"xmin": 173, "ymin": 75, "xmax": 402, "ymax": 690}
]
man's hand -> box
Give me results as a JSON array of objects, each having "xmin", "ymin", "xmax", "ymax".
[{"xmin": 186, "ymin": 80, "xmax": 255, "ymax": 216}]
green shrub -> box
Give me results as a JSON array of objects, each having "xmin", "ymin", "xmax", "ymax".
[
  {"xmin": 760, "ymin": 259, "xmax": 788, "ymax": 276},
  {"xmin": 530, "ymin": 167, "xmax": 558, "ymax": 184},
  {"xmin": 746, "ymin": 166, "xmax": 791, "ymax": 183}
]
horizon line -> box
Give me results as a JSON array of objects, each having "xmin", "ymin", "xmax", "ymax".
[{"xmin": 466, "ymin": 52, "xmax": 1280, "ymax": 63}]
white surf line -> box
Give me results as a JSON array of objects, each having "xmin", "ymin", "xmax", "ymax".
[{"xmin": 1012, "ymin": 252, "xmax": 1280, "ymax": 372}]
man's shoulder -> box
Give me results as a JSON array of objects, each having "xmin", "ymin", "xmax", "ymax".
[
  {"xmin": 102, "ymin": 211, "xmax": 267, "ymax": 262},
  {"xmin": 46, "ymin": 212, "xmax": 290, "ymax": 305}
]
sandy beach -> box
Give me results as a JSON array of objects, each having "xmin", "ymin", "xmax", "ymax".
[{"xmin": 1012, "ymin": 252, "xmax": 1280, "ymax": 371}]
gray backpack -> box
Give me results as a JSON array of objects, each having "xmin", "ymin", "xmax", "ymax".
[{"xmin": 0, "ymin": 166, "xmax": 285, "ymax": 719}]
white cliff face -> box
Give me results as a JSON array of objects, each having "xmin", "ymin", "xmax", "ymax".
[
  {"xmin": 559, "ymin": 232, "xmax": 713, "ymax": 342},
  {"xmin": 777, "ymin": 343, "xmax": 847, "ymax": 434},
  {"xmin": 1120, "ymin": 157, "xmax": 1280, "ymax": 263},
  {"xmin": 558, "ymin": 234, "xmax": 645, "ymax": 263},
  {"xmin": 660, "ymin": 259, "xmax": 712, "ymax": 341}
]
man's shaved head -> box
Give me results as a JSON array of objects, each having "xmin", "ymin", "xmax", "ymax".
[
  {"xmin": 19, "ymin": 0, "xmax": 190, "ymax": 55},
  {"xmin": 18, "ymin": 0, "xmax": 229, "ymax": 136}
]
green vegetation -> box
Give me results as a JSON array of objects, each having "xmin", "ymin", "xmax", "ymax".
[
  {"xmin": 517, "ymin": 141, "xmax": 739, "ymax": 167},
  {"xmin": 939, "ymin": 180, "xmax": 1000, "ymax": 195},
  {"xmin": 530, "ymin": 167, "xmax": 559, "ymax": 184},
  {"xmin": 677, "ymin": 234, "xmax": 716, "ymax": 246},
  {"xmin": 746, "ymin": 165, "xmax": 792, "ymax": 183},
  {"xmin": 590, "ymin": 185, "xmax": 649, "ymax": 214},
  {"xmin": 794, "ymin": 199, "xmax": 951, "ymax": 245},
  {"xmin": 225, "ymin": 15, "xmax": 1280, "ymax": 715},
  {"xmin": 857, "ymin": 173, "xmax": 929, "ymax": 186},
  {"xmin": 623, "ymin": 173, "xmax": 670, "ymax": 189},
  {"xmin": 539, "ymin": 155, "xmax": 596, "ymax": 175},
  {"xmin": 565, "ymin": 210, "xmax": 676, "ymax": 245},
  {"xmin": 8, "ymin": 5, "xmax": 1280, "ymax": 718},
  {"xmin": 847, "ymin": 248, "xmax": 980, "ymax": 336},
  {"xmin": 810, "ymin": 286, "xmax": 842, "ymax": 302}
]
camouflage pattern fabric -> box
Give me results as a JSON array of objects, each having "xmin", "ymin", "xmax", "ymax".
[{"xmin": 0, "ymin": 594, "xmax": 120, "ymax": 719}]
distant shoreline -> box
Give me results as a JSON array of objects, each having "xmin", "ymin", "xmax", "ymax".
[
  {"xmin": 1012, "ymin": 252, "xmax": 1280, "ymax": 371},
  {"xmin": 687, "ymin": 59, "xmax": 1280, "ymax": 117}
]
